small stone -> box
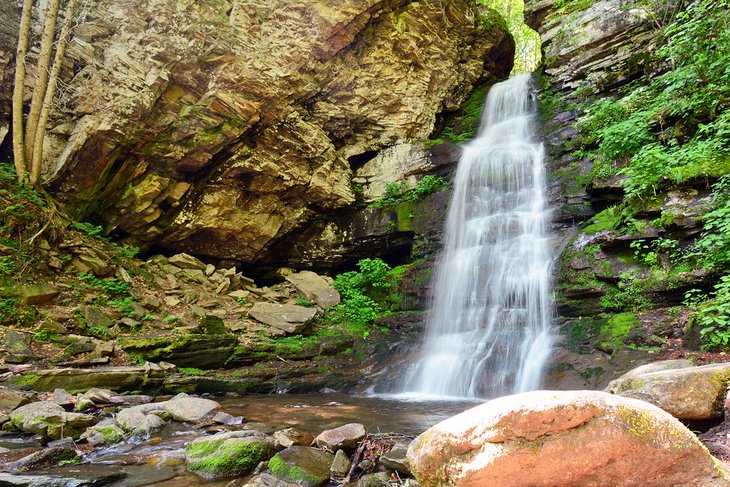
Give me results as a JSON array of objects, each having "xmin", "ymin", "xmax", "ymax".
[
  {"xmin": 273, "ymin": 427, "xmax": 315, "ymax": 448},
  {"xmin": 75, "ymin": 395, "xmax": 95, "ymax": 412},
  {"xmin": 95, "ymin": 341, "xmax": 115, "ymax": 356},
  {"xmin": 141, "ymin": 295, "xmax": 161, "ymax": 309},
  {"xmin": 213, "ymin": 412, "xmax": 243, "ymax": 425},
  {"xmin": 228, "ymin": 289, "xmax": 250, "ymax": 300},
  {"xmin": 37, "ymin": 320, "xmax": 67, "ymax": 334},
  {"xmin": 52, "ymin": 389, "xmax": 75, "ymax": 409},
  {"xmin": 357, "ymin": 472, "xmax": 390, "ymax": 487},
  {"xmin": 205, "ymin": 264, "xmax": 216, "ymax": 276},
  {"xmin": 185, "ymin": 430, "xmax": 275, "ymax": 480},
  {"xmin": 83, "ymin": 388, "xmax": 115, "ymax": 404},
  {"xmin": 331, "ymin": 449, "xmax": 351, "ymax": 476},
  {"xmin": 315, "ymin": 423, "xmax": 366, "ymax": 451},
  {"xmin": 379, "ymin": 442, "xmax": 410, "ymax": 474},
  {"xmin": 63, "ymin": 341, "xmax": 96, "ymax": 355},
  {"xmin": 198, "ymin": 315, "xmax": 226, "ymax": 334}
]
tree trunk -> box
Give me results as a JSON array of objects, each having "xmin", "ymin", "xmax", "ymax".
[
  {"xmin": 30, "ymin": 0, "xmax": 79, "ymax": 186},
  {"xmin": 24, "ymin": 0, "xmax": 61, "ymax": 166},
  {"xmin": 11, "ymin": 0, "xmax": 34, "ymax": 181}
]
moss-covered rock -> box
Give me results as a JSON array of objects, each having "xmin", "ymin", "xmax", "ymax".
[
  {"xmin": 185, "ymin": 430, "xmax": 275, "ymax": 480},
  {"xmin": 10, "ymin": 401, "xmax": 98, "ymax": 440},
  {"xmin": 268, "ymin": 446, "xmax": 335, "ymax": 487},
  {"xmin": 119, "ymin": 334, "xmax": 237, "ymax": 369},
  {"xmin": 606, "ymin": 362, "xmax": 730, "ymax": 421}
]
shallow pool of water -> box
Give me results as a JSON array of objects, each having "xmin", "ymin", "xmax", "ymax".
[{"xmin": 12, "ymin": 393, "xmax": 482, "ymax": 486}]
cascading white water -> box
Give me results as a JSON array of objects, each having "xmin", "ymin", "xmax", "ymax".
[{"xmin": 401, "ymin": 74, "xmax": 554, "ymax": 399}]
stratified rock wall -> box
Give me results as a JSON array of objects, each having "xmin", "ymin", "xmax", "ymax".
[{"xmin": 4, "ymin": 0, "xmax": 513, "ymax": 263}]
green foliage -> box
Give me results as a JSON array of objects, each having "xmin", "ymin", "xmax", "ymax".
[
  {"xmin": 80, "ymin": 273, "xmax": 130, "ymax": 295},
  {"xmin": 294, "ymin": 296, "xmax": 313, "ymax": 307},
  {"xmin": 694, "ymin": 275, "xmax": 730, "ymax": 351},
  {"xmin": 71, "ymin": 222, "xmax": 107, "ymax": 240},
  {"xmin": 109, "ymin": 296, "xmax": 137, "ymax": 317},
  {"xmin": 574, "ymin": 0, "xmax": 730, "ymax": 198},
  {"xmin": 329, "ymin": 258, "xmax": 404, "ymax": 335},
  {"xmin": 697, "ymin": 175, "xmax": 730, "ymax": 269},
  {"xmin": 581, "ymin": 207, "xmax": 621, "ymax": 234},
  {"xmin": 554, "ymin": 0, "xmax": 593, "ymax": 15},
  {"xmin": 34, "ymin": 329, "xmax": 59, "ymax": 344},
  {"xmin": 116, "ymin": 245, "xmax": 140, "ymax": 259},
  {"xmin": 370, "ymin": 175, "xmax": 447, "ymax": 209}
]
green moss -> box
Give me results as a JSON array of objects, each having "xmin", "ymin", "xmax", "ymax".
[
  {"xmin": 599, "ymin": 312, "xmax": 640, "ymax": 348},
  {"xmin": 581, "ymin": 208, "xmax": 621, "ymax": 234},
  {"xmin": 268, "ymin": 454, "xmax": 321, "ymax": 486},
  {"xmin": 7, "ymin": 373, "xmax": 40, "ymax": 390},
  {"xmin": 186, "ymin": 438, "xmax": 271, "ymax": 479}
]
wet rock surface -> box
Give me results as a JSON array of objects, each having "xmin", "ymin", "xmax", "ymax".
[{"xmin": 407, "ymin": 390, "xmax": 730, "ymax": 487}]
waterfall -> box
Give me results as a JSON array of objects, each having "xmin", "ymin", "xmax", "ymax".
[{"xmin": 401, "ymin": 74, "xmax": 554, "ymax": 399}]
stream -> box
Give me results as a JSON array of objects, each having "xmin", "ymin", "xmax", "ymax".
[{"xmin": 1, "ymin": 393, "xmax": 479, "ymax": 486}]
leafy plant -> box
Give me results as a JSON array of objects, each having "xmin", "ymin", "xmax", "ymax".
[
  {"xmin": 295, "ymin": 296, "xmax": 313, "ymax": 307},
  {"xmin": 71, "ymin": 222, "xmax": 107, "ymax": 240},
  {"xmin": 694, "ymin": 275, "xmax": 730, "ymax": 351},
  {"xmin": 80, "ymin": 273, "xmax": 130, "ymax": 295},
  {"xmin": 116, "ymin": 245, "xmax": 140, "ymax": 259}
]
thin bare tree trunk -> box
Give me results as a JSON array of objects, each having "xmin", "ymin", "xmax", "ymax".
[
  {"xmin": 24, "ymin": 0, "xmax": 60, "ymax": 166},
  {"xmin": 30, "ymin": 0, "xmax": 79, "ymax": 185},
  {"xmin": 12, "ymin": 0, "xmax": 34, "ymax": 181}
]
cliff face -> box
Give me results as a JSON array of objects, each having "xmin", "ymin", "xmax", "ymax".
[
  {"xmin": 2, "ymin": 0, "xmax": 513, "ymax": 264},
  {"xmin": 530, "ymin": 0, "xmax": 728, "ymax": 368}
]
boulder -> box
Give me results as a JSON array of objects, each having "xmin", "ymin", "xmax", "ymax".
[
  {"xmin": 10, "ymin": 401, "xmax": 98, "ymax": 440},
  {"xmin": 407, "ymin": 390, "xmax": 729, "ymax": 487},
  {"xmin": 249, "ymin": 303, "xmax": 318, "ymax": 335},
  {"xmin": 315, "ymin": 423, "xmax": 366, "ymax": 452},
  {"xmin": 115, "ymin": 403, "xmax": 167, "ymax": 435},
  {"xmin": 286, "ymin": 271, "xmax": 341, "ymax": 309},
  {"xmin": 606, "ymin": 362, "xmax": 730, "ymax": 420},
  {"xmin": 162, "ymin": 393, "xmax": 220, "ymax": 422},
  {"xmin": 185, "ymin": 430, "xmax": 275, "ymax": 480},
  {"xmin": 273, "ymin": 427, "xmax": 315, "ymax": 448},
  {"xmin": 268, "ymin": 446, "xmax": 335, "ymax": 487}
]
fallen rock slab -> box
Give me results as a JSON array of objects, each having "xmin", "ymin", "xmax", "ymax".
[
  {"xmin": 286, "ymin": 271, "xmax": 341, "ymax": 309},
  {"xmin": 249, "ymin": 303, "xmax": 318, "ymax": 335},
  {"xmin": 407, "ymin": 390, "xmax": 730, "ymax": 487},
  {"xmin": 4, "ymin": 365, "xmax": 165, "ymax": 393},
  {"xmin": 606, "ymin": 361, "xmax": 730, "ymax": 420}
]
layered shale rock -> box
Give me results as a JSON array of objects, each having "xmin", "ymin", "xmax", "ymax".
[{"xmin": 4, "ymin": 0, "xmax": 513, "ymax": 264}]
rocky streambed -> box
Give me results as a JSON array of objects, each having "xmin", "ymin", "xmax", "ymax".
[{"xmin": 3, "ymin": 359, "xmax": 730, "ymax": 486}]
